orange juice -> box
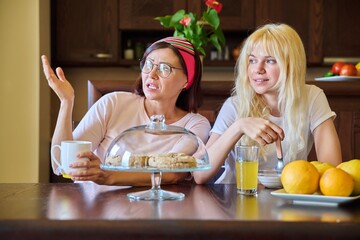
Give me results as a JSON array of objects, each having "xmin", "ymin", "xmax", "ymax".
[
  {"xmin": 236, "ymin": 145, "xmax": 259, "ymax": 195},
  {"xmin": 236, "ymin": 160, "xmax": 258, "ymax": 194}
]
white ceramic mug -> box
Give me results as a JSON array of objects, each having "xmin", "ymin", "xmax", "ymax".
[{"xmin": 51, "ymin": 141, "xmax": 92, "ymax": 177}]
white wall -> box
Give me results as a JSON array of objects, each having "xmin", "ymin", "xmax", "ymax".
[{"xmin": 0, "ymin": 0, "xmax": 51, "ymax": 182}]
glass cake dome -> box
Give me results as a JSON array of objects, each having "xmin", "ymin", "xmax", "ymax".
[{"xmin": 101, "ymin": 115, "xmax": 210, "ymax": 201}]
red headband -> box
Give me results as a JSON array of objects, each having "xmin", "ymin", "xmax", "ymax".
[{"xmin": 153, "ymin": 37, "xmax": 196, "ymax": 90}]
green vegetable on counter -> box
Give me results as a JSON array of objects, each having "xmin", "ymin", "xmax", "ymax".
[{"xmin": 323, "ymin": 71, "xmax": 335, "ymax": 77}]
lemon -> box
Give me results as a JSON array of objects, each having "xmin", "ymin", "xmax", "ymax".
[
  {"xmin": 356, "ymin": 62, "xmax": 360, "ymax": 76},
  {"xmin": 281, "ymin": 160, "xmax": 320, "ymax": 194},
  {"xmin": 310, "ymin": 161, "xmax": 335, "ymax": 176},
  {"xmin": 337, "ymin": 159, "xmax": 360, "ymax": 195},
  {"xmin": 320, "ymin": 168, "xmax": 354, "ymax": 197}
]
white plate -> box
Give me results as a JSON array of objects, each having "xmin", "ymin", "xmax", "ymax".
[
  {"xmin": 271, "ymin": 189, "xmax": 360, "ymax": 207},
  {"xmin": 314, "ymin": 76, "xmax": 360, "ymax": 81}
]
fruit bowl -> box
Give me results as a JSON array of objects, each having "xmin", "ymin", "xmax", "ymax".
[{"xmin": 258, "ymin": 170, "xmax": 282, "ymax": 189}]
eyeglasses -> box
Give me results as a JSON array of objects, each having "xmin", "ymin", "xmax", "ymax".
[{"xmin": 140, "ymin": 59, "xmax": 183, "ymax": 78}]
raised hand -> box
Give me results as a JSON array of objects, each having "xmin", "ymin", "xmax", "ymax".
[{"xmin": 41, "ymin": 55, "xmax": 74, "ymax": 102}]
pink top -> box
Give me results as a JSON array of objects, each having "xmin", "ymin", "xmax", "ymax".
[{"xmin": 73, "ymin": 92, "xmax": 211, "ymax": 162}]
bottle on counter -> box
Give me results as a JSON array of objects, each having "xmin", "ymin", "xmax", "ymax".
[
  {"xmin": 217, "ymin": 50, "xmax": 223, "ymax": 61},
  {"xmin": 224, "ymin": 46, "xmax": 229, "ymax": 61},
  {"xmin": 124, "ymin": 40, "xmax": 134, "ymax": 60},
  {"xmin": 210, "ymin": 47, "xmax": 218, "ymax": 61},
  {"xmin": 135, "ymin": 42, "xmax": 145, "ymax": 60}
]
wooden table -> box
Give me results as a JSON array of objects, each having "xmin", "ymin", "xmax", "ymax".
[{"xmin": 0, "ymin": 183, "xmax": 359, "ymax": 239}]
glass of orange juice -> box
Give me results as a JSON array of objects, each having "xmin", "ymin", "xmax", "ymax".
[{"xmin": 236, "ymin": 145, "xmax": 259, "ymax": 195}]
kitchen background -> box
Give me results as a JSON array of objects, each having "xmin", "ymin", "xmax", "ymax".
[{"xmin": 1, "ymin": 0, "xmax": 359, "ymax": 183}]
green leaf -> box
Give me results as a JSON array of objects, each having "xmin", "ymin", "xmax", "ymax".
[
  {"xmin": 154, "ymin": 4, "xmax": 226, "ymax": 57},
  {"xmin": 210, "ymin": 34, "xmax": 221, "ymax": 52},
  {"xmin": 154, "ymin": 16, "xmax": 172, "ymax": 27},
  {"xmin": 188, "ymin": 12, "xmax": 197, "ymax": 22},
  {"xmin": 203, "ymin": 9, "xmax": 219, "ymax": 29},
  {"xmin": 214, "ymin": 27, "xmax": 226, "ymax": 45},
  {"xmin": 198, "ymin": 48, "xmax": 206, "ymax": 56},
  {"xmin": 174, "ymin": 29, "xmax": 184, "ymax": 37},
  {"xmin": 170, "ymin": 10, "xmax": 186, "ymax": 26},
  {"xmin": 173, "ymin": 22, "xmax": 185, "ymax": 32},
  {"xmin": 183, "ymin": 27, "xmax": 194, "ymax": 40},
  {"xmin": 194, "ymin": 23, "xmax": 203, "ymax": 35}
]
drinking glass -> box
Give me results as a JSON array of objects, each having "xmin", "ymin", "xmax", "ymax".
[{"xmin": 236, "ymin": 145, "xmax": 259, "ymax": 195}]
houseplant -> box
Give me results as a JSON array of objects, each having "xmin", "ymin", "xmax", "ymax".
[{"xmin": 154, "ymin": 0, "xmax": 226, "ymax": 56}]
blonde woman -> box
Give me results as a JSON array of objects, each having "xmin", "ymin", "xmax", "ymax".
[{"xmin": 195, "ymin": 23, "xmax": 341, "ymax": 184}]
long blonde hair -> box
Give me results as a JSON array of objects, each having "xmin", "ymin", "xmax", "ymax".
[{"xmin": 233, "ymin": 23, "xmax": 307, "ymax": 161}]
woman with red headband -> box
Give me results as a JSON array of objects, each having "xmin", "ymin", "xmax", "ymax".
[{"xmin": 42, "ymin": 37, "xmax": 210, "ymax": 186}]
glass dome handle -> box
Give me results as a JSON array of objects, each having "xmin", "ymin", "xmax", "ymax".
[
  {"xmin": 150, "ymin": 115, "xmax": 165, "ymax": 123},
  {"xmin": 147, "ymin": 115, "xmax": 166, "ymax": 130}
]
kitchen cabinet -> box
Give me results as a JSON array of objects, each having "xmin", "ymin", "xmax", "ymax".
[
  {"xmin": 119, "ymin": 0, "xmax": 255, "ymax": 31},
  {"xmin": 118, "ymin": 0, "xmax": 187, "ymax": 30},
  {"xmin": 52, "ymin": 0, "xmax": 118, "ymax": 66},
  {"xmin": 255, "ymin": 0, "xmax": 360, "ymax": 65},
  {"xmin": 302, "ymin": 81, "xmax": 360, "ymax": 162},
  {"xmin": 198, "ymin": 0, "xmax": 255, "ymax": 31},
  {"xmin": 197, "ymin": 0, "xmax": 256, "ymax": 64},
  {"xmin": 255, "ymin": 0, "xmax": 323, "ymax": 65},
  {"xmin": 323, "ymin": 0, "xmax": 360, "ymax": 61},
  {"xmin": 118, "ymin": 0, "xmax": 256, "ymax": 65},
  {"xmin": 51, "ymin": 0, "xmax": 359, "ymax": 67},
  {"xmin": 117, "ymin": 0, "xmax": 195, "ymax": 60}
]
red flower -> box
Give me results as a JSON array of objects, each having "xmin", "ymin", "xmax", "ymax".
[
  {"xmin": 179, "ymin": 16, "xmax": 192, "ymax": 26},
  {"xmin": 205, "ymin": 0, "xmax": 223, "ymax": 13}
]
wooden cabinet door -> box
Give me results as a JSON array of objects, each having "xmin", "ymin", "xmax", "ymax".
[
  {"xmin": 194, "ymin": 0, "xmax": 256, "ymax": 31},
  {"xmin": 354, "ymin": 113, "xmax": 360, "ymax": 159},
  {"xmin": 323, "ymin": 0, "xmax": 360, "ymax": 61},
  {"xmin": 255, "ymin": 0, "xmax": 323, "ymax": 65},
  {"xmin": 221, "ymin": 0, "xmax": 256, "ymax": 30},
  {"xmin": 53, "ymin": 0, "xmax": 118, "ymax": 65},
  {"xmin": 119, "ymin": 0, "xmax": 255, "ymax": 31},
  {"xmin": 118, "ymin": 0, "xmax": 187, "ymax": 30}
]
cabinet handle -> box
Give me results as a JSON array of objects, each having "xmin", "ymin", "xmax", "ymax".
[{"xmin": 92, "ymin": 53, "xmax": 113, "ymax": 59}]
